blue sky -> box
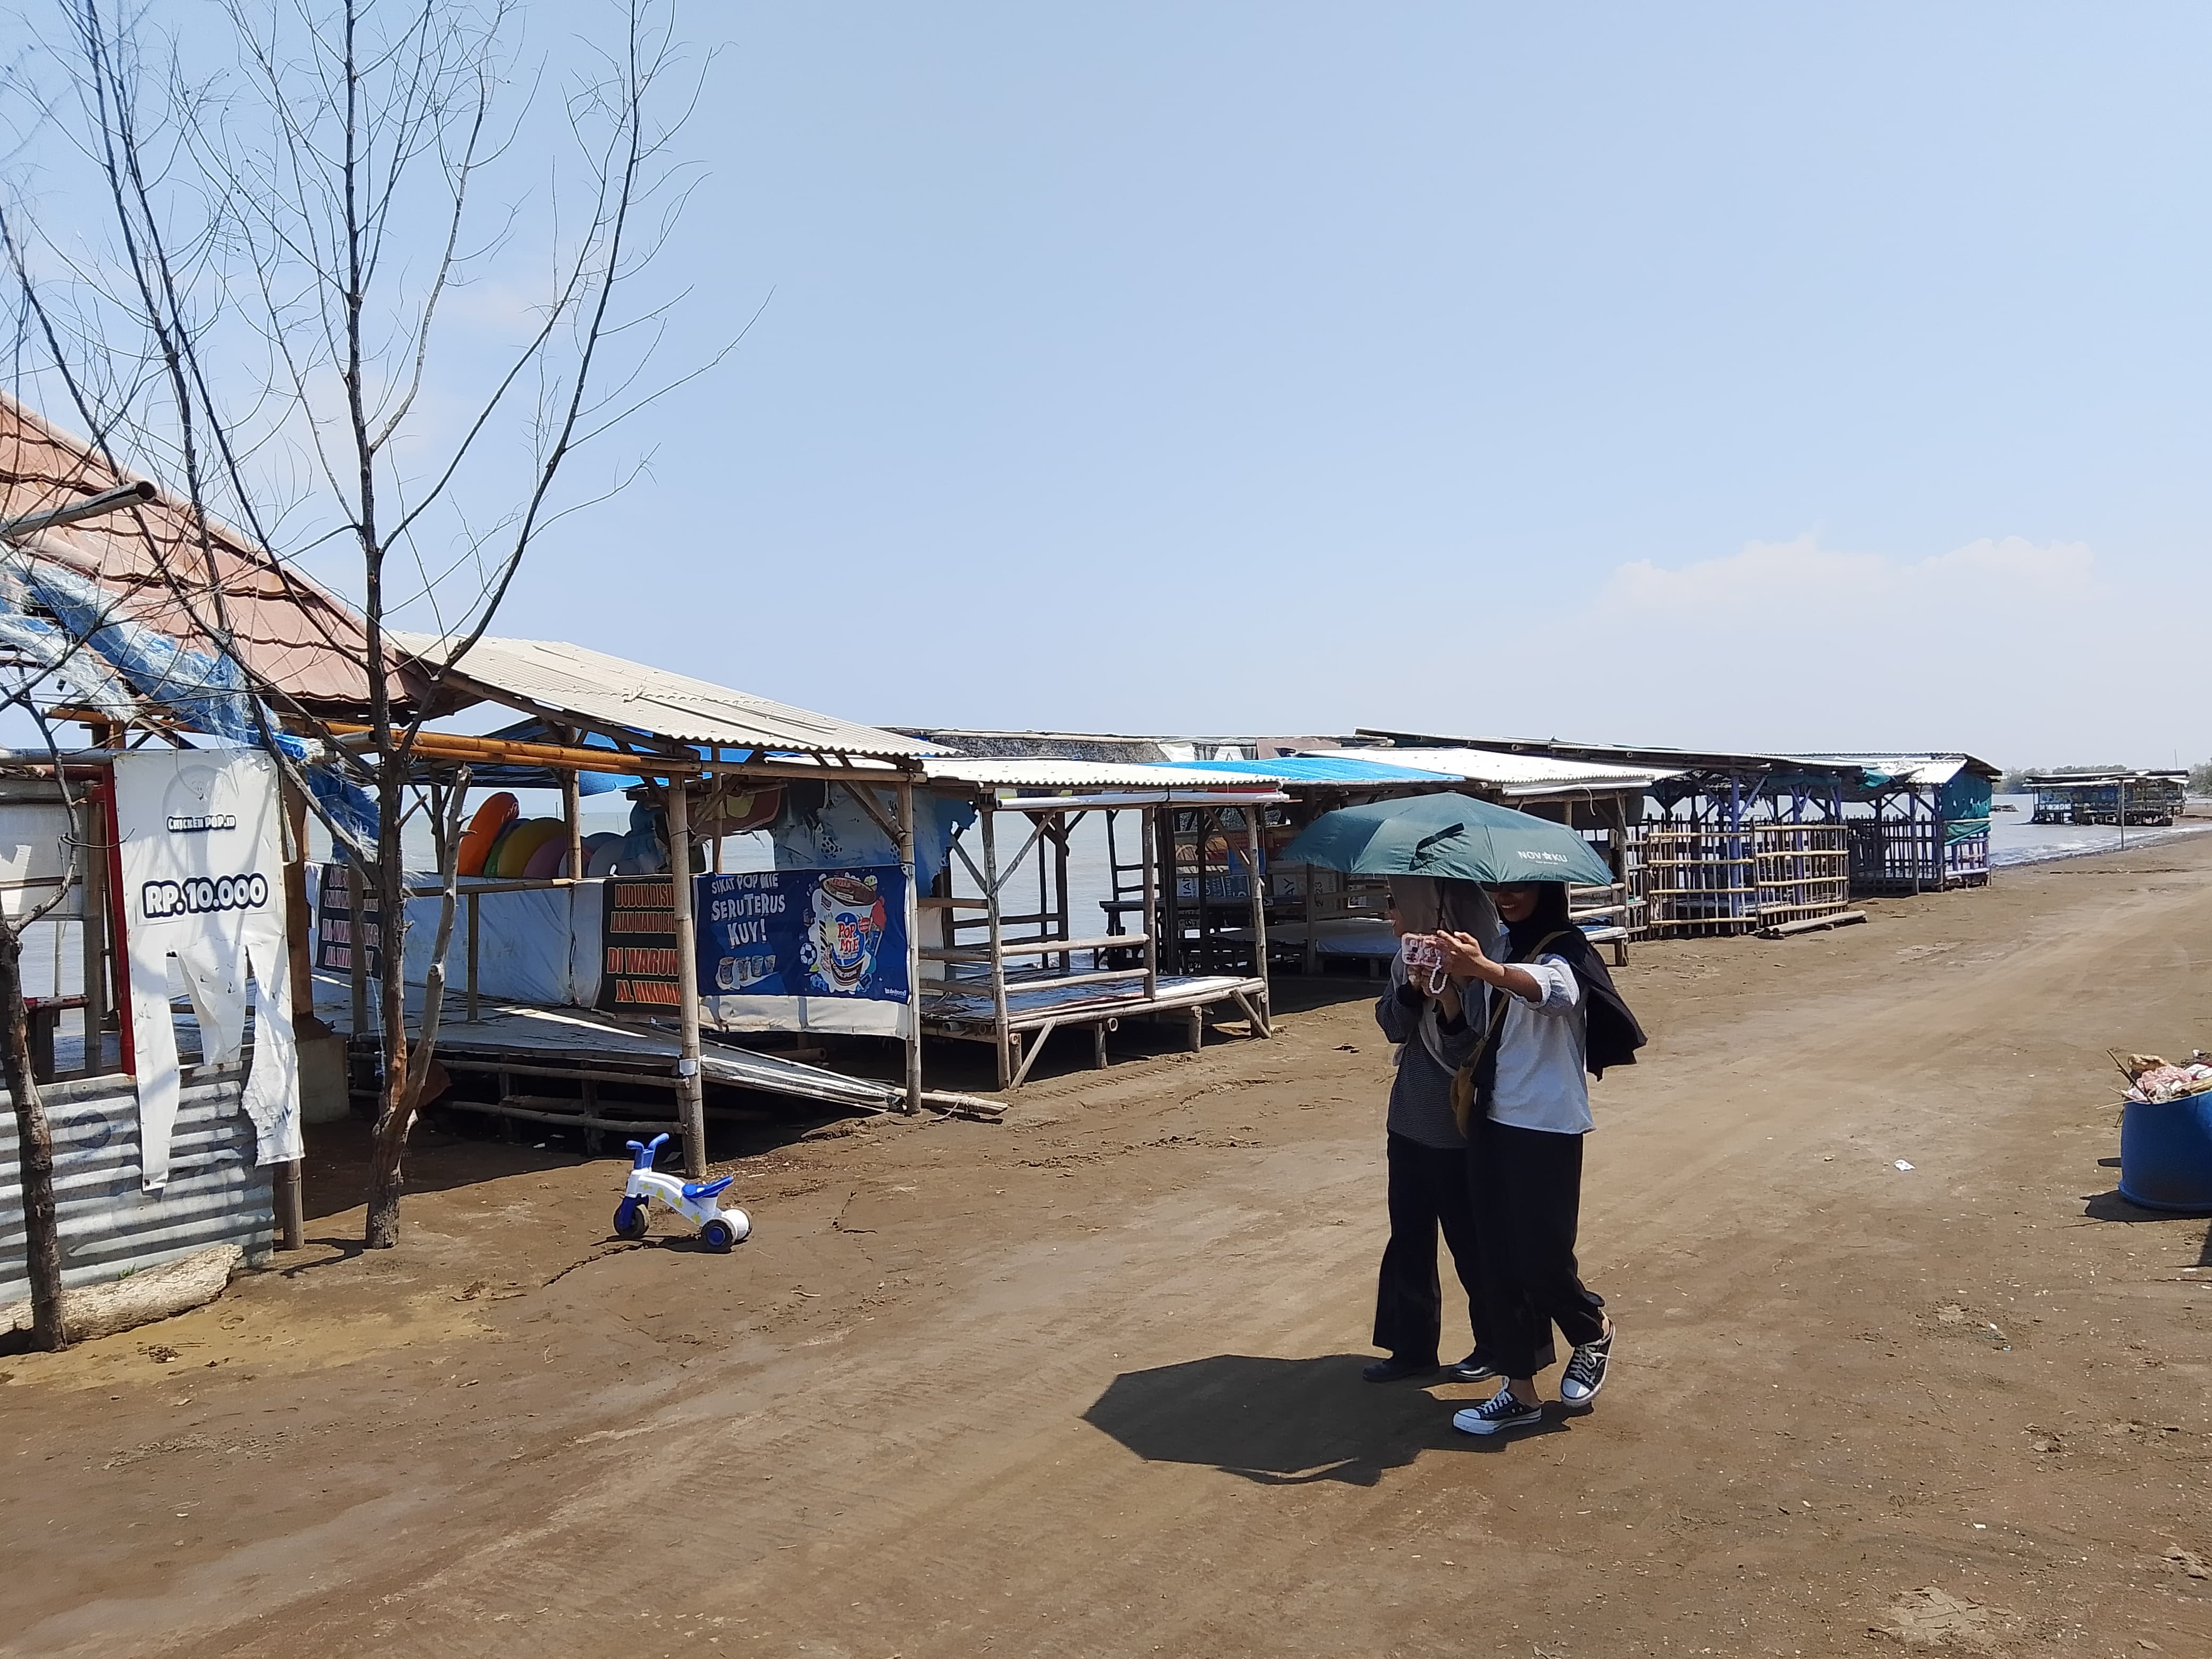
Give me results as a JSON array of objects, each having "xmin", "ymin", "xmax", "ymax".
[{"xmin": 19, "ymin": 4, "xmax": 2212, "ymax": 767}]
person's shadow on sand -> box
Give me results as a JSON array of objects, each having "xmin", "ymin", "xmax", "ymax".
[{"xmin": 1082, "ymin": 1353, "xmax": 1569, "ymax": 1486}]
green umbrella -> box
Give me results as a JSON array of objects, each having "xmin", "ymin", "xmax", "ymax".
[{"xmin": 1279, "ymin": 791, "xmax": 1616, "ymax": 886}]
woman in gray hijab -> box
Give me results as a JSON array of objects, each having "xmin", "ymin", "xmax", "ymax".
[{"xmin": 1363, "ymin": 876, "xmax": 1501, "ymax": 1383}]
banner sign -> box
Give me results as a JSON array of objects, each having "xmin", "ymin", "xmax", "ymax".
[
  {"xmin": 112, "ymin": 749, "xmax": 300, "ymax": 1189},
  {"xmin": 698, "ymin": 866, "xmax": 909, "ymax": 1002},
  {"xmin": 314, "ymin": 861, "xmax": 383, "ymax": 978},
  {"xmin": 596, "ymin": 875, "xmax": 682, "ymax": 1012}
]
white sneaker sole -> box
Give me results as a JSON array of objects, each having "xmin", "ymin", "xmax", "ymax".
[{"xmin": 1452, "ymin": 1405, "xmax": 1543, "ymax": 1436}]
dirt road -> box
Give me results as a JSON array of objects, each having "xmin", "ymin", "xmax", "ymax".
[{"xmin": 5, "ymin": 842, "xmax": 2210, "ymax": 1658}]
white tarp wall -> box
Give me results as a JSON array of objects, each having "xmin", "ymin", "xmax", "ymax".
[
  {"xmin": 399, "ymin": 881, "xmax": 604, "ymax": 1006},
  {"xmin": 113, "ymin": 749, "xmax": 300, "ymax": 1189}
]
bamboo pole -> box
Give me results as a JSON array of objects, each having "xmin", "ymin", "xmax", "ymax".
[
  {"xmin": 1140, "ymin": 809, "xmax": 1160, "ymax": 1001},
  {"xmin": 275, "ymin": 776, "xmax": 314, "ymax": 1252},
  {"xmin": 1194, "ymin": 808, "xmax": 1211, "ymax": 974},
  {"xmin": 1156, "ymin": 806, "xmax": 1178, "ymax": 976},
  {"xmin": 981, "ymin": 806, "xmax": 1011, "ymax": 1091},
  {"xmin": 76, "ymin": 798, "xmax": 107, "ymax": 1073},
  {"xmin": 896, "ymin": 778, "xmax": 921, "ymax": 1114},
  {"xmin": 1243, "ymin": 807, "xmax": 1269, "ymax": 1025},
  {"xmin": 665, "ymin": 783, "xmax": 707, "ymax": 1177},
  {"xmin": 560, "ymin": 741, "xmax": 584, "ymax": 878},
  {"xmin": 1052, "ymin": 819, "xmax": 1069, "ymax": 973}
]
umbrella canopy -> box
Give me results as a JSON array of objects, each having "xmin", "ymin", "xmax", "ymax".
[{"xmin": 1279, "ymin": 791, "xmax": 1616, "ymax": 886}]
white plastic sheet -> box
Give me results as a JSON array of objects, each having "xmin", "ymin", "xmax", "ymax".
[{"xmin": 401, "ymin": 880, "xmax": 606, "ymax": 1007}]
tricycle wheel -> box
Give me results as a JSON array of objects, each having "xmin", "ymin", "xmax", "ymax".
[
  {"xmin": 614, "ymin": 1197, "xmax": 650, "ymax": 1240},
  {"xmin": 700, "ymin": 1217, "xmax": 738, "ymax": 1253}
]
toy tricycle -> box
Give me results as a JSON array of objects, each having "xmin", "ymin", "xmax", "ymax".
[{"xmin": 614, "ymin": 1134, "xmax": 750, "ymax": 1252}]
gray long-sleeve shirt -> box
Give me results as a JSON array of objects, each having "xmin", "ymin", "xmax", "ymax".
[{"xmin": 1375, "ymin": 958, "xmax": 1480, "ymax": 1150}]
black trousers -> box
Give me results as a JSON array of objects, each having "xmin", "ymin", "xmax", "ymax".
[
  {"xmin": 1467, "ymin": 1116, "xmax": 1607, "ymax": 1379},
  {"xmin": 1373, "ymin": 1133, "xmax": 1484, "ymax": 1364}
]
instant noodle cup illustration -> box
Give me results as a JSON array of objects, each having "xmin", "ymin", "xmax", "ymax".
[{"xmin": 809, "ymin": 875, "xmax": 886, "ymax": 993}]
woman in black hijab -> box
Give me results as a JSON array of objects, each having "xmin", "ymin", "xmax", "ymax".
[{"xmin": 1434, "ymin": 881, "xmax": 1645, "ymax": 1435}]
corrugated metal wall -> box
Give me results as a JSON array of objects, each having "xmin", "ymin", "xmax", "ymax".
[{"xmin": 0, "ymin": 1069, "xmax": 273, "ymax": 1305}]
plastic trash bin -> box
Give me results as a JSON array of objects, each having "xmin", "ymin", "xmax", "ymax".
[{"xmin": 2119, "ymin": 1092, "xmax": 2212, "ymax": 1214}]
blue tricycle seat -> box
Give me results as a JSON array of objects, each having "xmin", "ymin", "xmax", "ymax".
[{"xmin": 682, "ymin": 1176, "xmax": 735, "ymax": 1202}]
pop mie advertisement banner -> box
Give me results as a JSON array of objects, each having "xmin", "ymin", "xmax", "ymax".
[{"xmin": 698, "ymin": 866, "xmax": 909, "ymax": 1003}]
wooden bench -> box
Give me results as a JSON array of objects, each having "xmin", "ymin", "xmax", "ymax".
[{"xmin": 1580, "ymin": 925, "xmax": 1629, "ymax": 967}]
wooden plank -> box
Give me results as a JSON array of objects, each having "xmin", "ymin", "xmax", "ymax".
[
  {"xmin": 1757, "ymin": 909, "xmax": 1869, "ymax": 940},
  {"xmin": 1010, "ymin": 1018, "xmax": 1060, "ymax": 1088},
  {"xmin": 499, "ymin": 1092, "xmax": 771, "ymax": 1124},
  {"xmin": 438, "ymin": 1097, "xmax": 684, "ymax": 1135},
  {"xmin": 917, "ymin": 1089, "xmax": 1006, "ymax": 1121}
]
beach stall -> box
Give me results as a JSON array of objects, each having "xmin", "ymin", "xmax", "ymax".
[
  {"xmin": 915, "ymin": 758, "xmax": 1285, "ymax": 1090},
  {"xmin": 1356, "ymin": 730, "xmax": 1867, "ymax": 935},
  {"xmin": 1144, "ymin": 754, "xmax": 1461, "ymax": 976},
  {"xmin": 1787, "ymin": 753, "xmax": 1999, "ymax": 894},
  {"xmin": 894, "ymin": 734, "xmax": 1455, "ymax": 978},
  {"xmin": 2024, "ymin": 768, "xmax": 2187, "ymax": 827},
  {"xmin": 336, "ymin": 634, "xmax": 951, "ymax": 1171}
]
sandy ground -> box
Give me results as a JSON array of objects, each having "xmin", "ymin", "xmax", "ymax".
[{"xmin": 5, "ymin": 840, "xmax": 2212, "ymax": 1659}]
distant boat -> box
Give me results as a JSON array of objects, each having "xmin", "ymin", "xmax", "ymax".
[{"xmin": 1992, "ymin": 802, "xmax": 2018, "ymax": 812}]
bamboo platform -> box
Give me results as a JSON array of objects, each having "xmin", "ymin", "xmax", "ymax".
[
  {"xmin": 316, "ymin": 974, "xmax": 1002, "ymax": 1137},
  {"xmin": 921, "ymin": 969, "xmax": 1269, "ymax": 1090}
]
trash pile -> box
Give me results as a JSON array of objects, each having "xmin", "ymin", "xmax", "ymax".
[{"xmin": 2115, "ymin": 1051, "xmax": 2212, "ymax": 1104}]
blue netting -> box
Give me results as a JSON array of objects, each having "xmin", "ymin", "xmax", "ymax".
[{"xmin": 0, "ymin": 554, "xmax": 378, "ymax": 843}]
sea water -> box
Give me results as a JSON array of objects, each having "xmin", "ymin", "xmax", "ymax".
[{"xmin": 1984, "ymin": 792, "xmax": 2212, "ymax": 868}]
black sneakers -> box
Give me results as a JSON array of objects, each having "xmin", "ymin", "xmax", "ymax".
[
  {"xmin": 1443, "ymin": 1352, "xmax": 1497, "ymax": 1383},
  {"xmin": 1560, "ymin": 1327, "xmax": 1614, "ymax": 1405},
  {"xmin": 1362, "ymin": 1354, "xmax": 1439, "ymax": 1384},
  {"xmin": 1452, "ymin": 1385, "xmax": 1545, "ymax": 1436}
]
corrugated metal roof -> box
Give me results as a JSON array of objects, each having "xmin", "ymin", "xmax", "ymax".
[
  {"xmin": 1358, "ymin": 727, "xmax": 1856, "ymax": 776},
  {"xmin": 1788, "ymin": 752, "xmax": 2002, "ymax": 787},
  {"xmin": 1155, "ymin": 756, "xmax": 1457, "ymax": 786},
  {"xmin": 2020, "ymin": 769, "xmax": 2188, "ymax": 786},
  {"xmin": 899, "ymin": 727, "xmax": 1396, "ymax": 765},
  {"xmin": 392, "ymin": 633, "xmax": 940, "ymax": 762},
  {"xmin": 2, "ymin": 1070, "xmax": 272, "ymax": 1306},
  {"xmin": 894, "ymin": 728, "xmax": 1179, "ymax": 765},
  {"xmin": 923, "ymin": 757, "xmax": 1284, "ymax": 791},
  {"xmin": 1320, "ymin": 747, "xmax": 1681, "ymax": 797},
  {"xmin": 1, "ymin": 391, "xmax": 431, "ymax": 718}
]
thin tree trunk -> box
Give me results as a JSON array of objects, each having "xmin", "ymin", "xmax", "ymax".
[
  {"xmin": 363, "ymin": 772, "xmax": 471, "ymax": 1249},
  {"xmin": 0, "ymin": 923, "xmax": 66, "ymax": 1348},
  {"xmin": 362, "ymin": 766, "xmax": 411, "ymax": 1248}
]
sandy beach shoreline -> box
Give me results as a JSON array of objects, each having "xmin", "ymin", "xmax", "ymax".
[{"xmin": 4, "ymin": 833, "xmax": 2209, "ymax": 1657}]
